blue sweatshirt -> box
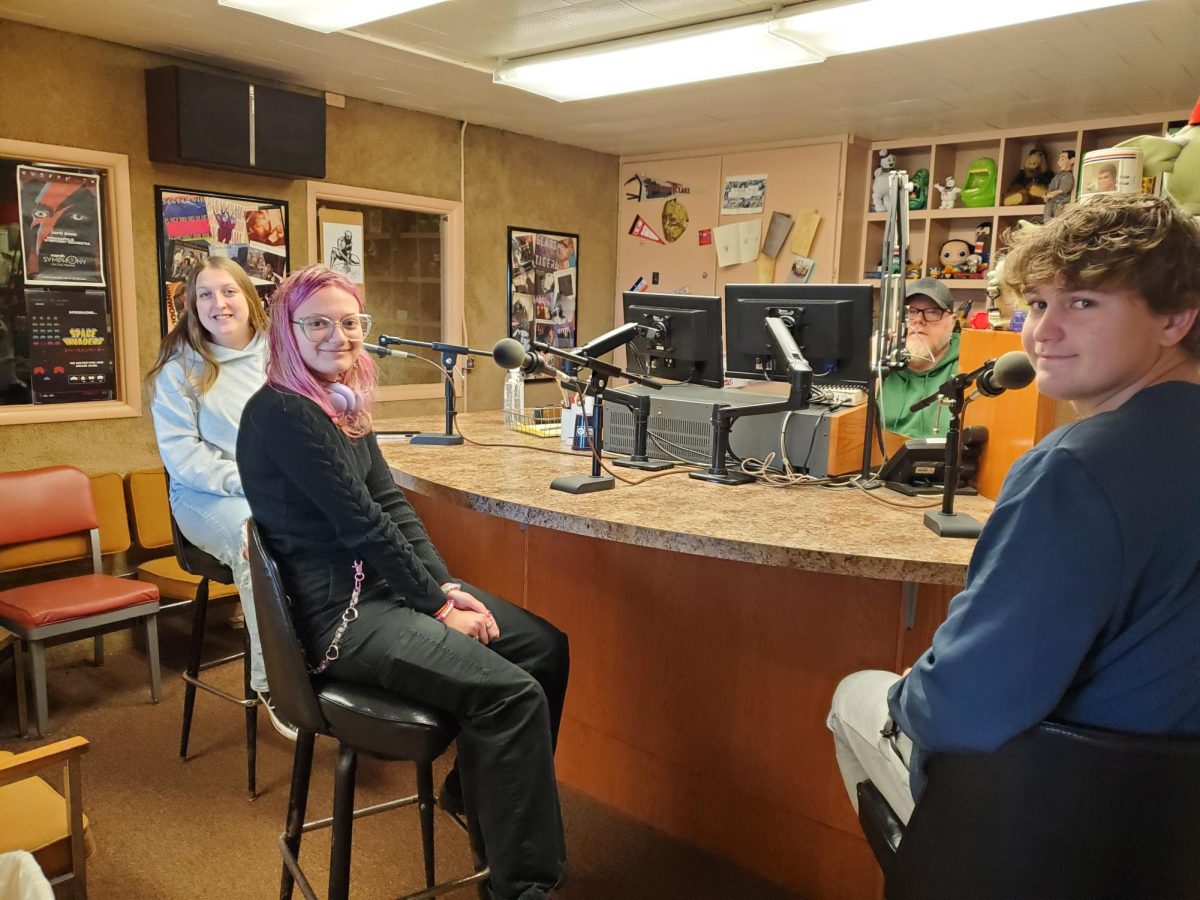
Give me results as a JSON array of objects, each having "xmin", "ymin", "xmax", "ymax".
[{"xmin": 889, "ymin": 381, "xmax": 1200, "ymax": 797}]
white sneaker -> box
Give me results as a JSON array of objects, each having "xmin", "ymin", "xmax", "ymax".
[{"xmin": 256, "ymin": 691, "xmax": 298, "ymax": 742}]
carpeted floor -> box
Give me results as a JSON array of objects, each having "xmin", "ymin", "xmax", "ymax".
[{"xmin": 0, "ymin": 614, "xmax": 801, "ymax": 899}]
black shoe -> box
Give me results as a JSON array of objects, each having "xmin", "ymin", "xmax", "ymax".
[
  {"xmin": 256, "ymin": 690, "xmax": 299, "ymax": 742},
  {"xmin": 438, "ymin": 766, "xmax": 465, "ymax": 817}
]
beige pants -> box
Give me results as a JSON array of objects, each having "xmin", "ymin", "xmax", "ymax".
[{"xmin": 827, "ymin": 669, "xmax": 917, "ymax": 824}]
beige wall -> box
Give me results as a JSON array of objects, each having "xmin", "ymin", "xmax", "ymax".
[{"xmin": 0, "ymin": 20, "xmax": 617, "ymax": 473}]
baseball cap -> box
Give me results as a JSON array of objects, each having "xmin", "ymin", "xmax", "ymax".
[{"xmin": 905, "ymin": 277, "xmax": 954, "ymax": 311}]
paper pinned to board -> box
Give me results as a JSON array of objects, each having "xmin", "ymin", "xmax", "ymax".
[
  {"xmin": 760, "ymin": 211, "xmax": 794, "ymax": 260},
  {"xmin": 790, "ymin": 209, "xmax": 821, "ymax": 257},
  {"xmin": 713, "ymin": 219, "xmax": 762, "ymax": 267},
  {"xmin": 755, "ymin": 253, "xmax": 775, "ymax": 283}
]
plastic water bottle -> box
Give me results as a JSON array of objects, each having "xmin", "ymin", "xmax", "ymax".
[{"xmin": 503, "ymin": 368, "xmax": 524, "ymax": 424}]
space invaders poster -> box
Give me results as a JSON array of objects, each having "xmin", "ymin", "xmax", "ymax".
[{"xmin": 26, "ymin": 289, "xmax": 115, "ymax": 404}]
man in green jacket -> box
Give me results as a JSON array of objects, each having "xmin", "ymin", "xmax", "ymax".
[{"xmin": 880, "ymin": 278, "xmax": 960, "ymax": 437}]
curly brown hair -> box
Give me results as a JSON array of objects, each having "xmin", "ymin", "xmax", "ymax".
[{"xmin": 1001, "ymin": 194, "xmax": 1200, "ymax": 356}]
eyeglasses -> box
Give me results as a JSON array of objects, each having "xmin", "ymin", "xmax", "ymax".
[
  {"xmin": 904, "ymin": 305, "xmax": 950, "ymax": 323},
  {"xmin": 292, "ymin": 313, "xmax": 373, "ymax": 343}
]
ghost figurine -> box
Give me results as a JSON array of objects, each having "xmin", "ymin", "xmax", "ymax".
[
  {"xmin": 935, "ymin": 176, "xmax": 962, "ymax": 210},
  {"xmin": 872, "ymin": 150, "xmax": 897, "ymax": 213}
]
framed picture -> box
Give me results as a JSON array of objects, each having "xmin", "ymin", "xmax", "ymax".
[
  {"xmin": 507, "ymin": 226, "xmax": 578, "ymax": 375},
  {"xmin": 154, "ymin": 186, "xmax": 290, "ymax": 335}
]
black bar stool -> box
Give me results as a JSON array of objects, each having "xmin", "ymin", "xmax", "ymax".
[
  {"xmin": 171, "ymin": 513, "xmax": 260, "ymax": 799},
  {"xmin": 247, "ymin": 520, "xmax": 489, "ymax": 900}
]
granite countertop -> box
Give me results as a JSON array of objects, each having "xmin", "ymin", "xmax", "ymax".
[{"xmin": 377, "ymin": 412, "xmax": 993, "ymax": 586}]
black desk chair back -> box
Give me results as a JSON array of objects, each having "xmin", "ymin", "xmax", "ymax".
[
  {"xmin": 246, "ymin": 520, "xmax": 488, "ymax": 900},
  {"xmin": 857, "ymin": 721, "xmax": 1200, "ymax": 900}
]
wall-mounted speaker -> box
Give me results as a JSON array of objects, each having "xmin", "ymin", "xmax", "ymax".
[{"xmin": 146, "ymin": 66, "xmax": 325, "ymax": 179}]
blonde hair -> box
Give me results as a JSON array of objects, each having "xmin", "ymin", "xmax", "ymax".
[
  {"xmin": 146, "ymin": 257, "xmax": 268, "ymax": 392},
  {"xmin": 1001, "ymin": 194, "xmax": 1200, "ymax": 356}
]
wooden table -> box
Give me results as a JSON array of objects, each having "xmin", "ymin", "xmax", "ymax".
[{"xmin": 378, "ymin": 413, "xmax": 988, "ymax": 899}]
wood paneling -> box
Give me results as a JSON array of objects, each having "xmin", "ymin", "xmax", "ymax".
[
  {"xmin": 521, "ymin": 524, "xmax": 899, "ymax": 894},
  {"xmin": 405, "ymin": 491, "xmax": 527, "ymax": 606}
]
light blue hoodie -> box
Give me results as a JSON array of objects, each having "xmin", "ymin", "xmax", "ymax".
[{"xmin": 151, "ymin": 331, "xmax": 267, "ymax": 496}]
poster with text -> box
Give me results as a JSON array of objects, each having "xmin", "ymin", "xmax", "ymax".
[
  {"xmin": 507, "ymin": 226, "xmax": 579, "ymax": 368},
  {"xmin": 18, "ymin": 166, "xmax": 106, "ymax": 287},
  {"xmin": 155, "ymin": 186, "xmax": 289, "ymax": 336},
  {"xmin": 27, "ymin": 289, "xmax": 115, "ymax": 404}
]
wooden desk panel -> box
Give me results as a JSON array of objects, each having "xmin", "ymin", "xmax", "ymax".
[{"xmin": 387, "ymin": 413, "xmax": 983, "ymax": 898}]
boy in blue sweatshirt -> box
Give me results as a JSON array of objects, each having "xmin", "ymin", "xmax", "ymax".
[{"xmin": 828, "ymin": 194, "xmax": 1200, "ymax": 822}]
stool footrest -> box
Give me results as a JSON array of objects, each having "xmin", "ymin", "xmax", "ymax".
[
  {"xmin": 181, "ymin": 672, "xmax": 258, "ymax": 707},
  {"xmin": 198, "ymin": 650, "xmax": 245, "ymax": 672},
  {"xmin": 301, "ymin": 793, "xmax": 419, "ymax": 833}
]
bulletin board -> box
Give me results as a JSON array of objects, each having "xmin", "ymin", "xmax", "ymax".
[{"xmin": 616, "ymin": 138, "xmax": 852, "ymax": 325}]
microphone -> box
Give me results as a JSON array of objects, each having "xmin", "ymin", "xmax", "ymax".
[
  {"xmin": 492, "ymin": 338, "xmax": 569, "ymax": 381},
  {"xmin": 973, "ymin": 351, "xmax": 1035, "ymax": 399},
  {"xmin": 363, "ymin": 342, "xmax": 414, "ymax": 359}
]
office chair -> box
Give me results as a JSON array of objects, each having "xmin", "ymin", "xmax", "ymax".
[{"xmin": 857, "ymin": 720, "xmax": 1200, "ymax": 899}]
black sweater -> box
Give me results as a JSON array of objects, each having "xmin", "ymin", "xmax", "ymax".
[{"xmin": 237, "ymin": 387, "xmax": 451, "ymax": 638}]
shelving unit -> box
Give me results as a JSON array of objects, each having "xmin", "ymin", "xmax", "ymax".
[{"xmin": 857, "ymin": 110, "xmax": 1187, "ymax": 308}]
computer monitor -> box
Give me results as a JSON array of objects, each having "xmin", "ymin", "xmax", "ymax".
[
  {"xmin": 723, "ymin": 284, "xmax": 874, "ymax": 385},
  {"xmin": 621, "ymin": 291, "xmax": 724, "ymax": 388}
]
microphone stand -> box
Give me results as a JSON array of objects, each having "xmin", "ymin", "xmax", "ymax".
[
  {"xmin": 376, "ymin": 334, "xmax": 494, "ymax": 446},
  {"xmin": 532, "ymin": 342, "xmax": 663, "ymax": 494},
  {"xmin": 574, "ymin": 323, "xmax": 673, "ymax": 472},
  {"xmin": 909, "ymin": 361, "xmax": 993, "ymax": 539}
]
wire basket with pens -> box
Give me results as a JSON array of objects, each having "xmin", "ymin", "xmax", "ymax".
[{"xmin": 503, "ymin": 405, "xmax": 563, "ymax": 437}]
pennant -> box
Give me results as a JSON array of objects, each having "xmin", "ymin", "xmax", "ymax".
[{"xmin": 628, "ymin": 215, "xmax": 665, "ymax": 244}]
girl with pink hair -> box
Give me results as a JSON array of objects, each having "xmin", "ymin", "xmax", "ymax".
[{"xmin": 237, "ymin": 265, "xmax": 568, "ymax": 900}]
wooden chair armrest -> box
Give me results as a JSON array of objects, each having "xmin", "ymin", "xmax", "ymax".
[{"xmin": 0, "ymin": 736, "xmax": 90, "ymax": 786}]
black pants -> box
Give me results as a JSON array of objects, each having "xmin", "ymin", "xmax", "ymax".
[{"xmin": 323, "ymin": 582, "xmax": 569, "ymax": 899}]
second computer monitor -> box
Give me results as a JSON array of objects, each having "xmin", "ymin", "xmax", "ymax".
[
  {"xmin": 723, "ymin": 283, "xmax": 873, "ymax": 384},
  {"xmin": 622, "ymin": 291, "xmax": 724, "ymax": 388}
]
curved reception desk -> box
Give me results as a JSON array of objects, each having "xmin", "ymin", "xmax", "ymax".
[{"xmin": 378, "ymin": 413, "xmax": 990, "ymax": 899}]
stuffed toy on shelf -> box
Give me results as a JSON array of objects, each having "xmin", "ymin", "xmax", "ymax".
[
  {"xmin": 1002, "ymin": 149, "xmax": 1054, "ymax": 206},
  {"xmin": 872, "ymin": 150, "xmax": 897, "ymax": 212},
  {"xmin": 909, "ymin": 168, "xmax": 930, "ymax": 210},
  {"xmin": 1117, "ymin": 94, "xmax": 1200, "ymax": 215},
  {"xmin": 961, "ymin": 157, "xmax": 998, "ymax": 207}
]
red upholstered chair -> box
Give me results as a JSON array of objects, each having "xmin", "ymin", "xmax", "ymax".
[{"xmin": 0, "ymin": 466, "xmax": 161, "ymax": 737}]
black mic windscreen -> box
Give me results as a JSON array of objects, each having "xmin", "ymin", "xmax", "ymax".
[
  {"xmin": 492, "ymin": 338, "xmax": 527, "ymax": 370},
  {"xmin": 992, "ymin": 351, "xmax": 1036, "ymax": 390}
]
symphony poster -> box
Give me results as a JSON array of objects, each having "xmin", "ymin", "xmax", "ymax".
[
  {"xmin": 154, "ymin": 186, "xmax": 289, "ymax": 335},
  {"xmin": 507, "ymin": 226, "xmax": 578, "ymax": 375},
  {"xmin": 17, "ymin": 166, "xmax": 106, "ymax": 287}
]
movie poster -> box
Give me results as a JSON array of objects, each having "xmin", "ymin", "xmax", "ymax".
[
  {"xmin": 17, "ymin": 166, "xmax": 106, "ymax": 287},
  {"xmin": 155, "ymin": 187, "xmax": 289, "ymax": 335},
  {"xmin": 507, "ymin": 227, "xmax": 578, "ymax": 369},
  {"xmin": 26, "ymin": 289, "xmax": 115, "ymax": 404}
]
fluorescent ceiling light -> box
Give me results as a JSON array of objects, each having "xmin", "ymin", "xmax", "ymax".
[
  {"xmin": 218, "ymin": 0, "xmax": 449, "ymax": 34},
  {"xmin": 493, "ymin": 13, "xmax": 824, "ymax": 103},
  {"xmin": 770, "ymin": 0, "xmax": 1148, "ymax": 56}
]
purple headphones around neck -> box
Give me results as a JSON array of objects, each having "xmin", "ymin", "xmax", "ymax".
[{"xmin": 326, "ymin": 381, "xmax": 363, "ymax": 415}]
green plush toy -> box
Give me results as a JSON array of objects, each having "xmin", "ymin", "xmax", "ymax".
[
  {"xmin": 1117, "ymin": 95, "xmax": 1200, "ymax": 215},
  {"xmin": 961, "ymin": 157, "xmax": 997, "ymax": 207},
  {"xmin": 909, "ymin": 168, "xmax": 930, "ymax": 210}
]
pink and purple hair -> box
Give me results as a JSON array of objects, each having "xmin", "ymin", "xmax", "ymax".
[{"xmin": 266, "ymin": 264, "xmax": 377, "ymax": 437}]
